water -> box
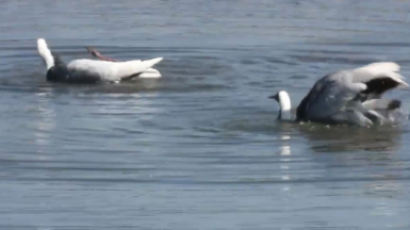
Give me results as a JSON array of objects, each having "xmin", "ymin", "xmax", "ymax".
[{"xmin": 1, "ymin": 0, "xmax": 410, "ymax": 229}]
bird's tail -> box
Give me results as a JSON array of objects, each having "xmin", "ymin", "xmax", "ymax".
[
  {"xmin": 37, "ymin": 38, "xmax": 55, "ymax": 70},
  {"xmin": 139, "ymin": 68, "xmax": 162, "ymax": 79},
  {"xmin": 362, "ymin": 98, "xmax": 403, "ymax": 125},
  {"xmin": 115, "ymin": 57, "xmax": 163, "ymax": 79}
]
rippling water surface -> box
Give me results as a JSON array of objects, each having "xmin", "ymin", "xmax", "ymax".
[{"xmin": 1, "ymin": 1, "xmax": 410, "ymax": 229}]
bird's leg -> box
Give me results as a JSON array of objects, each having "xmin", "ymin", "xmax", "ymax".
[{"xmin": 86, "ymin": 47, "xmax": 117, "ymax": 62}]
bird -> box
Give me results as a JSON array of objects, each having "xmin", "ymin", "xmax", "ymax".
[
  {"xmin": 270, "ymin": 62, "xmax": 408, "ymax": 127},
  {"xmin": 36, "ymin": 38, "xmax": 163, "ymax": 83},
  {"xmin": 85, "ymin": 46, "xmax": 162, "ymax": 79}
]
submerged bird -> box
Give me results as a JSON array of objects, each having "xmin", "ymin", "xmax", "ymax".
[
  {"xmin": 85, "ymin": 46, "xmax": 162, "ymax": 79},
  {"xmin": 37, "ymin": 38, "xmax": 163, "ymax": 83},
  {"xmin": 271, "ymin": 62, "xmax": 408, "ymax": 126}
]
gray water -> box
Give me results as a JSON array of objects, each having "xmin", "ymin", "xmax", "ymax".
[{"xmin": 1, "ymin": 0, "xmax": 410, "ymax": 229}]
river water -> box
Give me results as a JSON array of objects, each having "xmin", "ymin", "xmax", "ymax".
[{"xmin": 1, "ymin": 0, "xmax": 410, "ymax": 229}]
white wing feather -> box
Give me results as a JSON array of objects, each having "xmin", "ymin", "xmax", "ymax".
[
  {"xmin": 353, "ymin": 62, "xmax": 408, "ymax": 87},
  {"xmin": 67, "ymin": 57, "xmax": 163, "ymax": 81}
]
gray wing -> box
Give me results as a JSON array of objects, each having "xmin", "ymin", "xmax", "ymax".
[
  {"xmin": 296, "ymin": 71, "xmax": 366, "ymax": 124},
  {"xmin": 296, "ymin": 62, "xmax": 407, "ymax": 126}
]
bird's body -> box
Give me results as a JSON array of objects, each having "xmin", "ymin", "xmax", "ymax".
[
  {"xmin": 37, "ymin": 38, "xmax": 163, "ymax": 83},
  {"xmin": 272, "ymin": 62, "xmax": 408, "ymax": 127}
]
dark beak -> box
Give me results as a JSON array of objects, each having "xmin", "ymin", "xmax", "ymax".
[{"xmin": 269, "ymin": 93, "xmax": 279, "ymax": 101}]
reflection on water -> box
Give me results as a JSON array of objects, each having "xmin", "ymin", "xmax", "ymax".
[
  {"xmin": 33, "ymin": 91, "xmax": 56, "ymax": 153},
  {"xmin": 298, "ymin": 123, "xmax": 401, "ymax": 153},
  {"xmin": 278, "ymin": 134, "xmax": 292, "ymax": 187}
]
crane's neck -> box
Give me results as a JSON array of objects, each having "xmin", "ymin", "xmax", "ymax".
[
  {"xmin": 37, "ymin": 38, "xmax": 55, "ymax": 70},
  {"xmin": 278, "ymin": 91, "xmax": 292, "ymax": 120}
]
